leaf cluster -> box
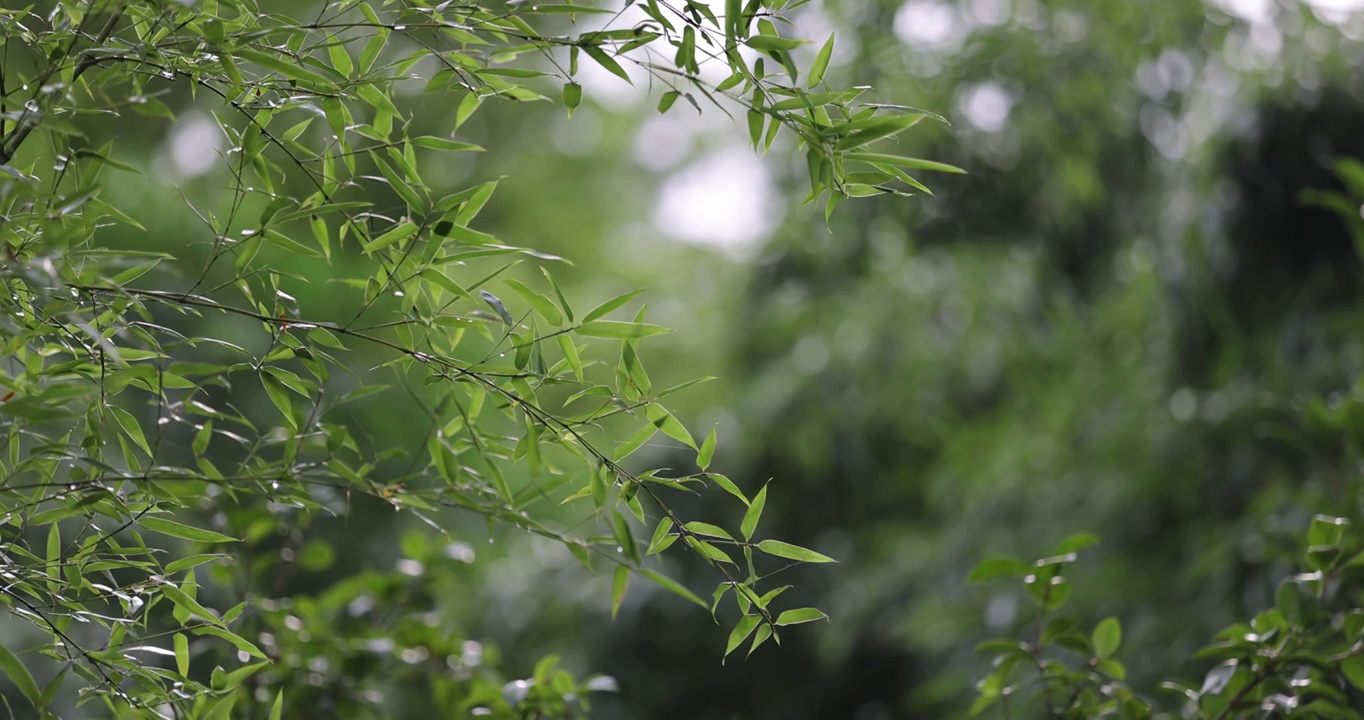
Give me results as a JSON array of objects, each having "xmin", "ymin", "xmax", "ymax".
[
  {"xmin": 967, "ymin": 165, "xmax": 1364, "ymax": 720},
  {"xmin": 0, "ymin": 0, "xmax": 951, "ymax": 714}
]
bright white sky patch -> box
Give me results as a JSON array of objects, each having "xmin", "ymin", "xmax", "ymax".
[
  {"xmin": 893, "ymin": 0, "xmax": 960, "ymax": 48},
  {"xmin": 165, "ymin": 112, "xmax": 222, "ymax": 178},
  {"xmin": 1209, "ymin": 0, "xmax": 1364, "ymax": 22},
  {"xmin": 652, "ymin": 147, "xmax": 780, "ymax": 254},
  {"xmin": 1302, "ymin": 0, "xmax": 1364, "ymax": 9},
  {"xmin": 966, "ymin": 0, "xmax": 1011, "ymax": 25},
  {"xmin": 959, "ymin": 82, "xmax": 1013, "ymax": 133},
  {"xmin": 633, "ymin": 114, "xmax": 695, "ymax": 171},
  {"xmin": 1213, "ymin": 0, "xmax": 1273, "ymax": 21}
]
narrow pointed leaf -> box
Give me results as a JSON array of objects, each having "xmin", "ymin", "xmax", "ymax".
[
  {"xmin": 142, "ymin": 517, "xmax": 239, "ymax": 544},
  {"xmin": 756, "ymin": 539, "xmax": 835, "ymax": 563},
  {"xmin": 648, "ymin": 519, "xmax": 675, "ymax": 555},
  {"xmin": 582, "ymin": 289, "xmax": 643, "ymax": 323},
  {"xmin": 808, "ymin": 33, "xmax": 834, "ymax": 87},
  {"xmin": 741, "ymin": 485, "xmax": 767, "ymax": 541},
  {"xmin": 0, "ymin": 644, "xmax": 40, "ymax": 708},
  {"xmin": 697, "ymin": 426, "xmax": 717, "ymax": 470},
  {"xmin": 725, "ymin": 615, "xmax": 761, "ymax": 657},
  {"xmin": 775, "ymin": 607, "xmax": 827, "ymax": 626},
  {"xmin": 611, "ymin": 565, "xmax": 629, "ymax": 620},
  {"xmin": 642, "ymin": 569, "xmax": 707, "ymax": 608}
]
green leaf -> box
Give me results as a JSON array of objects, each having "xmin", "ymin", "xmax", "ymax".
[
  {"xmin": 238, "ymin": 48, "xmax": 333, "ymax": 86},
  {"xmin": 1092, "ymin": 617, "xmax": 1121, "ymax": 659},
  {"xmin": 143, "ymin": 517, "xmax": 239, "ymax": 544},
  {"xmin": 108, "ymin": 405, "xmax": 151, "ymax": 457},
  {"xmin": 166, "ymin": 554, "xmax": 223, "ymax": 574},
  {"xmin": 745, "ymin": 35, "xmax": 804, "ymax": 51},
  {"xmin": 192, "ymin": 420, "xmax": 213, "ymax": 455},
  {"xmin": 160, "ymin": 581, "xmax": 225, "ymax": 627},
  {"xmin": 328, "ymin": 41, "xmax": 354, "ymax": 78},
  {"xmin": 564, "ymin": 82, "xmax": 583, "ymax": 115},
  {"xmin": 37, "ymin": 668, "xmax": 66, "ymax": 711},
  {"xmin": 206, "ymin": 690, "xmax": 239, "ymax": 718},
  {"xmin": 685, "ymin": 536, "xmax": 735, "ymax": 564},
  {"xmin": 46, "ymin": 522, "xmax": 60, "ymax": 568},
  {"xmin": 748, "ymin": 623, "xmax": 773, "ymax": 656},
  {"xmin": 270, "ymin": 691, "xmax": 284, "ymax": 720},
  {"xmin": 684, "ymin": 522, "xmax": 733, "ymax": 540},
  {"xmin": 363, "ymin": 221, "xmax": 419, "ymax": 254},
  {"xmin": 506, "ymin": 279, "xmax": 564, "ymax": 325},
  {"xmin": 0, "ymin": 644, "xmax": 40, "ymax": 708},
  {"xmin": 725, "ymin": 615, "xmax": 760, "ymax": 657},
  {"xmin": 582, "ymin": 289, "xmax": 643, "ymax": 323},
  {"xmin": 557, "ymin": 335, "xmax": 584, "ymax": 380},
  {"xmin": 968, "ymin": 557, "xmax": 1029, "ymax": 583},
  {"xmin": 697, "ymin": 426, "xmax": 717, "ymax": 470},
  {"xmin": 707, "ymin": 473, "xmax": 748, "ymax": 505},
  {"xmin": 756, "ymin": 539, "xmax": 835, "ymax": 563},
  {"xmin": 480, "ymin": 290, "xmax": 516, "ymax": 325},
  {"xmin": 658, "ymin": 90, "xmax": 680, "ymax": 114},
  {"xmin": 741, "ymin": 484, "xmax": 767, "ymax": 541},
  {"xmin": 646, "ymin": 404, "xmax": 695, "ymax": 448},
  {"xmin": 642, "ymin": 569, "xmax": 707, "ymax": 608},
  {"xmin": 175, "ymin": 633, "xmax": 190, "ymax": 676},
  {"xmin": 540, "ymin": 268, "xmax": 574, "ymax": 322},
  {"xmin": 1309, "ymin": 515, "xmax": 1349, "ymax": 547},
  {"xmin": 1096, "ymin": 658, "xmax": 1127, "ymax": 681},
  {"xmin": 846, "ymin": 152, "xmax": 967, "ymax": 174},
  {"xmin": 1055, "ymin": 532, "xmax": 1100, "ymax": 554},
  {"xmin": 611, "ymin": 565, "xmax": 629, "ymax": 620},
  {"xmin": 775, "ymin": 607, "xmax": 827, "ymax": 626},
  {"xmin": 411, "ymin": 137, "xmax": 484, "ymax": 152},
  {"xmin": 372, "ymin": 156, "xmax": 426, "ymax": 210},
  {"xmin": 833, "ymin": 116, "xmax": 923, "ymax": 150},
  {"xmin": 579, "ymin": 321, "xmax": 671, "ymax": 339},
  {"xmin": 111, "ymin": 259, "xmax": 162, "ymax": 285},
  {"xmin": 808, "ymin": 33, "xmax": 834, "ymax": 87},
  {"xmin": 1344, "ymin": 656, "xmax": 1364, "ymax": 691},
  {"xmin": 611, "ymin": 510, "xmax": 640, "ymax": 564},
  {"xmin": 648, "ymin": 518, "xmax": 675, "ymax": 555},
  {"xmin": 582, "ymin": 46, "xmax": 631, "ymax": 84},
  {"xmin": 611, "ymin": 423, "xmax": 657, "ymax": 462},
  {"xmin": 260, "ymin": 373, "xmax": 295, "ymax": 427},
  {"xmin": 1276, "ymin": 579, "xmax": 1317, "ymax": 626},
  {"xmin": 456, "ymin": 93, "xmax": 483, "ymax": 128}
]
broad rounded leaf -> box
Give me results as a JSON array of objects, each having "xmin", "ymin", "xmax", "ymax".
[{"xmin": 1092, "ymin": 617, "xmax": 1121, "ymax": 659}]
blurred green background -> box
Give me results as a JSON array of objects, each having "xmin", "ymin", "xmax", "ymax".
[{"xmin": 49, "ymin": 0, "xmax": 1364, "ymax": 716}]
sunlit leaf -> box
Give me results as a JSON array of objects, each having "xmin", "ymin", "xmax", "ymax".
[
  {"xmin": 741, "ymin": 484, "xmax": 766, "ymax": 541},
  {"xmin": 756, "ymin": 540, "xmax": 835, "ymax": 564},
  {"xmin": 142, "ymin": 517, "xmax": 239, "ymax": 544},
  {"xmin": 775, "ymin": 607, "xmax": 827, "ymax": 626}
]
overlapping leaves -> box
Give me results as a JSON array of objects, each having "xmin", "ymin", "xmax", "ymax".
[{"xmin": 0, "ymin": 0, "xmax": 926, "ymax": 714}]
